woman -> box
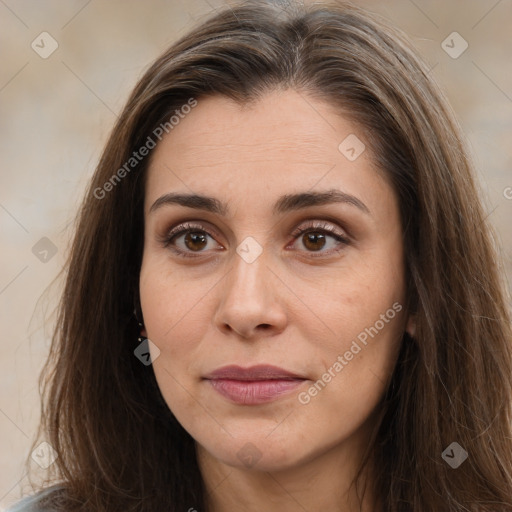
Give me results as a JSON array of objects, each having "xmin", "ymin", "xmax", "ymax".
[{"xmin": 8, "ymin": 1, "xmax": 512, "ymax": 511}]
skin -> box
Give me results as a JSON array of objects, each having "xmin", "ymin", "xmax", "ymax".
[{"xmin": 139, "ymin": 89, "xmax": 415, "ymax": 512}]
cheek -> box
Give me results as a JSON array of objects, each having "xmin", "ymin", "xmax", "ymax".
[
  {"xmin": 306, "ymin": 247, "xmax": 406, "ymax": 408},
  {"xmin": 315, "ymin": 259, "xmax": 405, "ymax": 353},
  {"xmin": 138, "ymin": 255, "xmax": 220, "ymax": 395},
  {"xmin": 139, "ymin": 254, "xmax": 208, "ymax": 342},
  {"xmin": 139, "ymin": 260, "xmax": 206, "ymax": 417},
  {"xmin": 296, "ymin": 305, "xmax": 404, "ymax": 446}
]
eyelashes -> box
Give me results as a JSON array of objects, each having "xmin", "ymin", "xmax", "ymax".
[
  {"xmin": 158, "ymin": 220, "xmax": 351, "ymax": 259},
  {"xmin": 159, "ymin": 221, "xmax": 222, "ymax": 258},
  {"xmin": 289, "ymin": 222, "xmax": 350, "ymax": 255}
]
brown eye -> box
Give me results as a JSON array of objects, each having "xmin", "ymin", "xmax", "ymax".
[
  {"xmin": 302, "ymin": 232, "xmax": 327, "ymax": 251},
  {"xmin": 183, "ymin": 231, "xmax": 208, "ymax": 251},
  {"xmin": 160, "ymin": 222, "xmax": 224, "ymax": 259},
  {"xmin": 289, "ymin": 221, "xmax": 350, "ymax": 256}
]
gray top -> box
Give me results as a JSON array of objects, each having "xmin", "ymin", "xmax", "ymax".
[{"xmin": 6, "ymin": 486, "xmax": 61, "ymax": 512}]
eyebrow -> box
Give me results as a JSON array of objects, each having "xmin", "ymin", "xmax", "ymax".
[{"xmin": 149, "ymin": 189, "xmax": 370, "ymax": 216}]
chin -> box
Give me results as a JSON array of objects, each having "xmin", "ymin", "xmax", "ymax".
[{"xmin": 198, "ymin": 430, "xmax": 312, "ymax": 473}]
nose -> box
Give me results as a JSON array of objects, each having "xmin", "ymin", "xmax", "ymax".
[{"xmin": 213, "ymin": 249, "xmax": 288, "ymax": 340}]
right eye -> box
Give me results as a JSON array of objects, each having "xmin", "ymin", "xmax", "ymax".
[{"xmin": 160, "ymin": 221, "xmax": 224, "ymax": 258}]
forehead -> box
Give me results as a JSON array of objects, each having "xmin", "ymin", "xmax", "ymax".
[
  {"xmin": 150, "ymin": 90, "xmax": 358, "ymax": 165},
  {"xmin": 144, "ymin": 89, "xmax": 393, "ymax": 217}
]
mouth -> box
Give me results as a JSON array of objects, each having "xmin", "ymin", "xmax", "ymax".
[{"xmin": 202, "ymin": 364, "xmax": 308, "ymax": 405}]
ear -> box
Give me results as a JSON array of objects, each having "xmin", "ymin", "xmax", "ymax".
[
  {"xmin": 405, "ymin": 314, "xmax": 416, "ymax": 338},
  {"xmin": 140, "ymin": 326, "xmax": 148, "ymax": 338}
]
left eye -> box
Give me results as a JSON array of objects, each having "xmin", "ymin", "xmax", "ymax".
[{"xmin": 288, "ymin": 223, "xmax": 350, "ymax": 255}]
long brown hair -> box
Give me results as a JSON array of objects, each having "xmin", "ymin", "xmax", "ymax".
[{"xmin": 24, "ymin": 1, "xmax": 512, "ymax": 510}]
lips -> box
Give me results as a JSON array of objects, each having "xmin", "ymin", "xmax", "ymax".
[
  {"xmin": 204, "ymin": 364, "xmax": 306, "ymax": 381},
  {"xmin": 203, "ymin": 364, "xmax": 307, "ymax": 405}
]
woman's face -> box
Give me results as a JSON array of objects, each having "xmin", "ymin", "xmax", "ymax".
[{"xmin": 139, "ymin": 89, "xmax": 413, "ymax": 472}]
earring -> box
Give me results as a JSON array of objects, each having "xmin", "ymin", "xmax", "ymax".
[
  {"xmin": 137, "ymin": 321, "xmax": 146, "ymax": 343},
  {"xmin": 133, "ymin": 303, "xmax": 147, "ymax": 343}
]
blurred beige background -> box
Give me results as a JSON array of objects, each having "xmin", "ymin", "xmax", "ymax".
[{"xmin": 1, "ymin": 0, "xmax": 511, "ymax": 508}]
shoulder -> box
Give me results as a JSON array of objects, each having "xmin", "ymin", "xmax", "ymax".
[{"xmin": 5, "ymin": 485, "xmax": 65, "ymax": 512}]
